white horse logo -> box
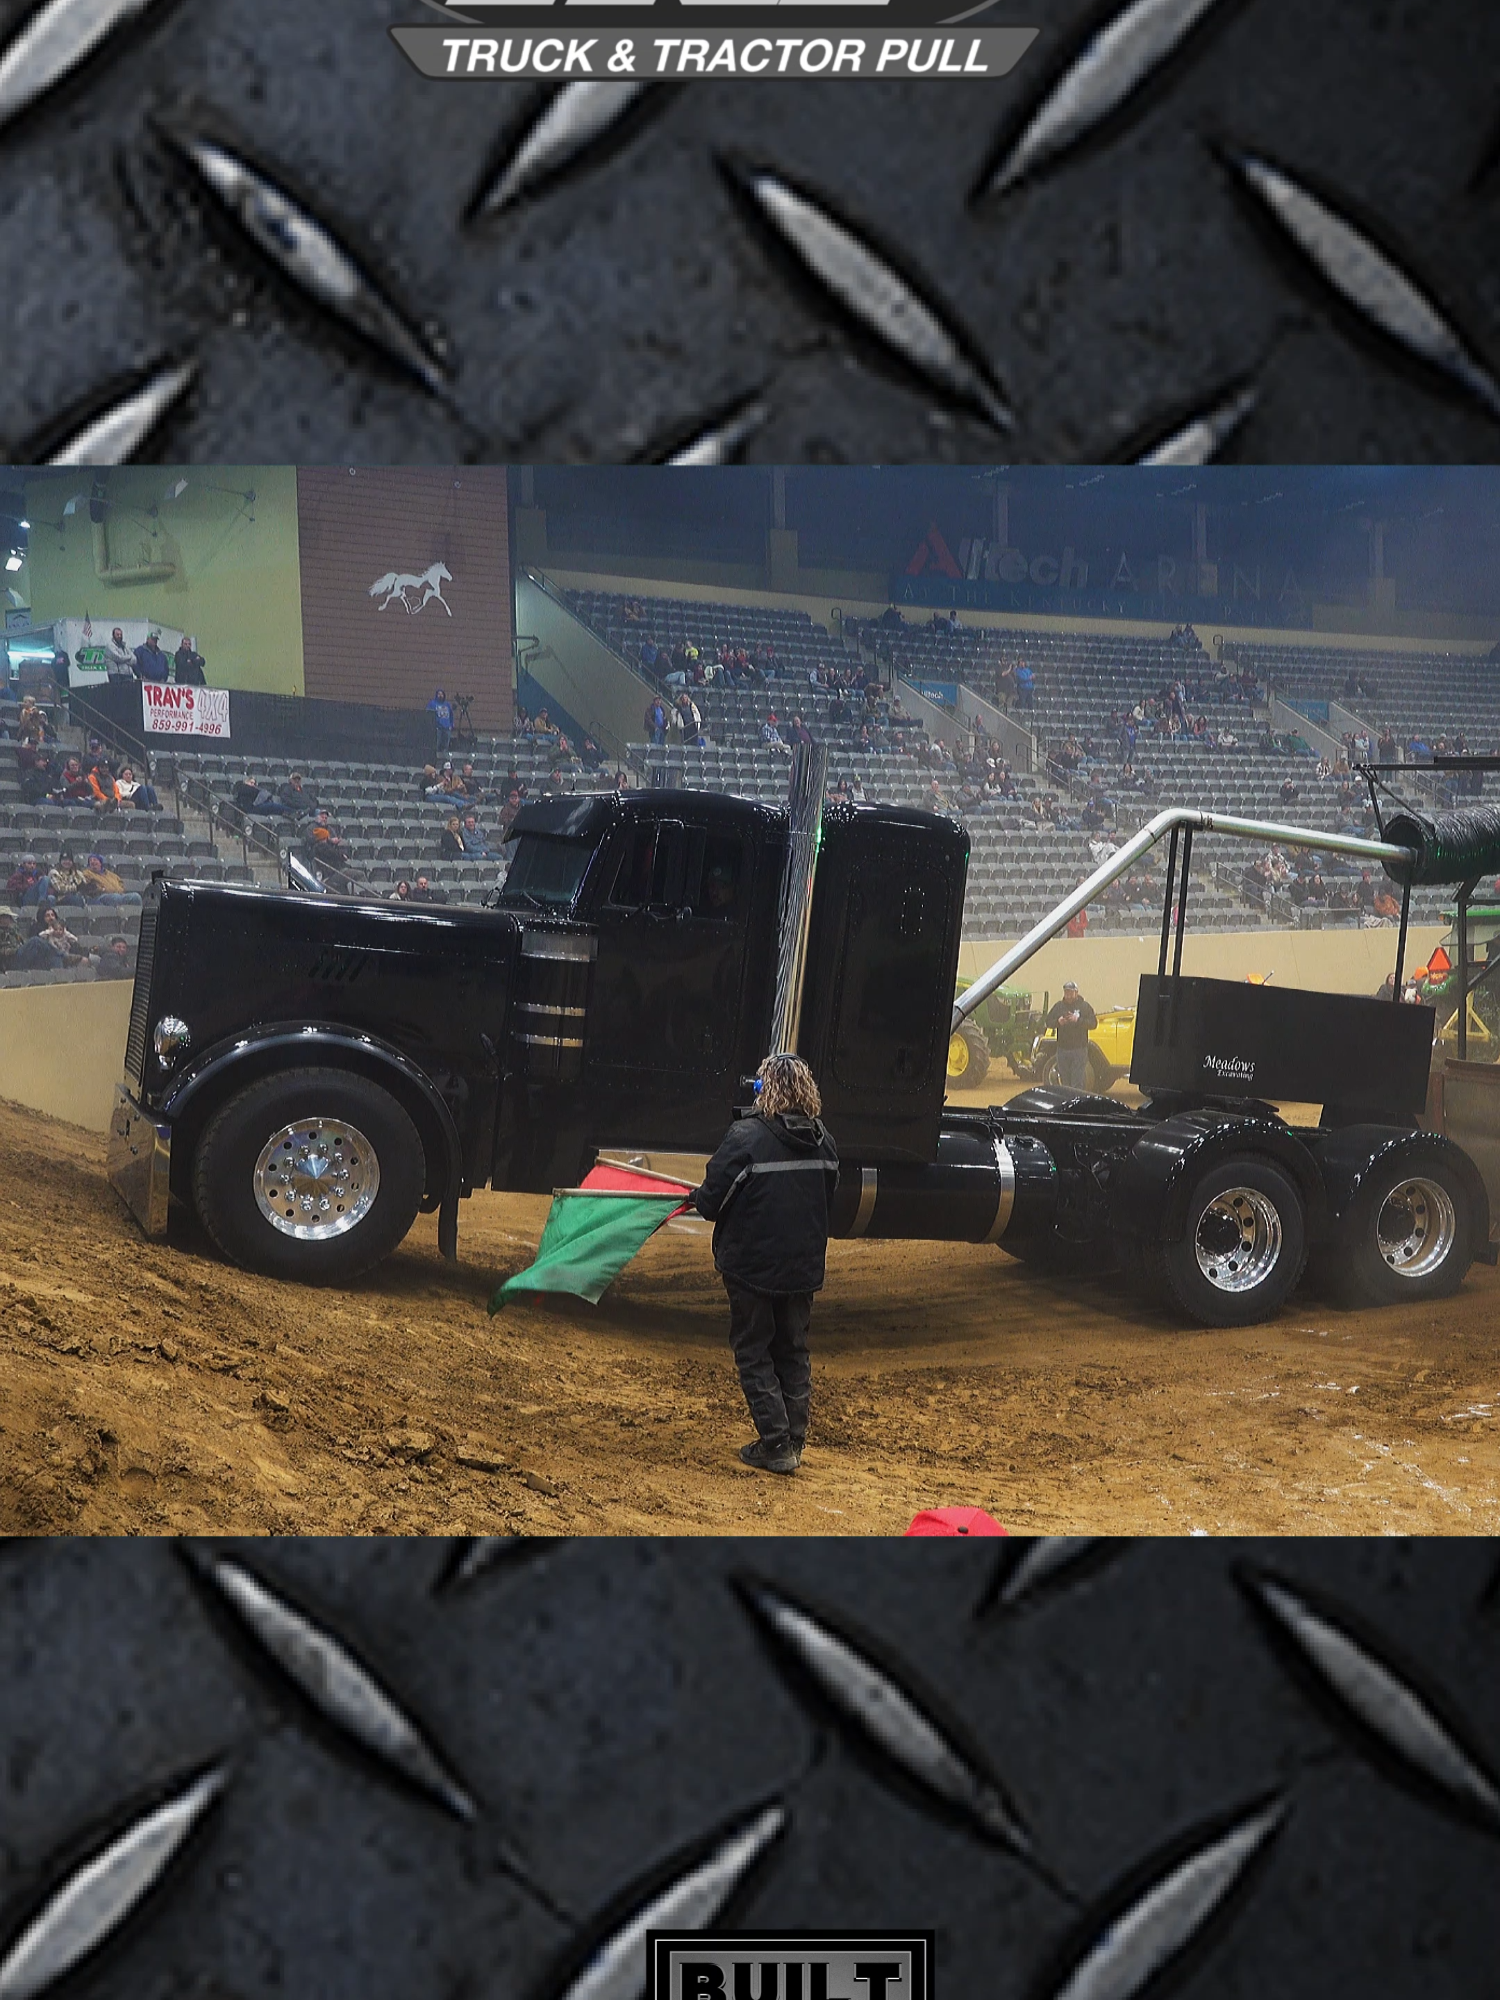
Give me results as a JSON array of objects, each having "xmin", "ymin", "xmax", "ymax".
[{"xmin": 368, "ymin": 561, "xmax": 454, "ymax": 616}]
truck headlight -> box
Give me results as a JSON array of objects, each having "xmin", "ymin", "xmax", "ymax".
[{"xmin": 153, "ymin": 1016, "xmax": 191, "ymax": 1063}]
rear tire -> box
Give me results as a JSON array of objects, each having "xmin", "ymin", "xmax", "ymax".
[
  {"xmin": 1336, "ymin": 1155, "xmax": 1473, "ymax": 1306},
  {"xmin": 947, "ymin": 1021, "xmax": 991, "ymax": 1086},
  {"xmin": 1146, "ymin": 1156, "xmax": 1307, "ymax": 1327},
  {"xmin": 193, "ymin": 1067, "xmax": 426, "ymax": 1283}
]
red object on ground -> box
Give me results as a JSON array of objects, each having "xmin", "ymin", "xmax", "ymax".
[{"xmin": 904, "ymin": 1507, "xmax": 1008, "ymax": 1537}]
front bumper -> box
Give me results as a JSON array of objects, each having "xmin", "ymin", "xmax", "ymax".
[{"xmin": 107, "ymin": 1083, "xmax": 171, "ymax": 1237}]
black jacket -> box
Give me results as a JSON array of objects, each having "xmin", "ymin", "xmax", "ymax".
[
  {"xmin": 1045, "ymin": 997, "xmax": 1097, "ymax": 1049},
  {"xmin": 694, "ymin": 1110, "xmax": 840, "ymax": 1296}
]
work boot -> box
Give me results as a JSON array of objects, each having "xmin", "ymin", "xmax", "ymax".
[{"xmin": 740, "ymin": 1435, "xmax": 799, "ymax": 1475}]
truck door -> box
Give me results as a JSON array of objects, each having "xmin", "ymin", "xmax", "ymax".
[{"xmin": 586, "ymin": 816, "xmax": 749, "ymax": 1083}]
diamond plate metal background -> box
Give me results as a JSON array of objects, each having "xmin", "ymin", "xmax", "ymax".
[
  {"xmin": 0, "ymin": 0, "xmax": 1497, "ymax": 464},
  {"xmin": 2, "ymin": 1537, "xmax": 1498, "ymax": 2000}
]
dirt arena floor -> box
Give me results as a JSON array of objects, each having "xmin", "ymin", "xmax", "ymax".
[{"xmin": 1, "ymin": 1090, "xmax": 1496, "ymax": 1538}]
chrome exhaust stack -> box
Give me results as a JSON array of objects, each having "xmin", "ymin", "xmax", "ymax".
[{"xmin": 769, "ymin": 740, "xmax": 829, "ymax": 1056}]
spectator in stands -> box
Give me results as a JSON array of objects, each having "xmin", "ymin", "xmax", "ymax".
[
  {"xmin": 498, "ymin": 787, "xmax": 524, "ymax": 833},
  {"xmin": 1373, "ymin": 886, "xmax": 1402, "ymax": 922},
  {"xmin": 1014, "ymin": 660, "xmax": 1034, "ymax": 709},
  {"xmin": 132, "ymin": 631, "xmax": 169, "ymax": 681},
  {"xmin": 428, "ymin": 689, "xmax": 454, "ymax": 758},
  {"xmin": 410, "ymin": 873, "xmax": 447, "ymax": 903},
  {"xmin": 440, "ymin": 815, "xmax": 469, "ymax": 859},
  {"xmin": 278, "ymin": 770, "xmax": 317, "ymax": 816},
  {"xmin": 579, "ymin": 735, "xmax": 604, "ymax": 770},
  {"xmin": 102, "ymin": 627, "xmax": 135, "ymax": 678},
  {"xmin": 789, "ymin": 714, "xmax": 815, "ymax": 748},
  {"xmin": 644, "ymin": 697, "xmax": 669, "ymax": 745},
  {"xmin": 88, "ymin": 756, "xmax": 121, "ymax": 811},
  {"xmin": 762, "ymin": 712, "xmax": 786, "ymax": 750},
  {"xmin": 1408, "ymin": 735, "xmax": 1432, "ymax": 764},
  {"xmin": 173, "ymin": 636, "xmax": 206, "ymax": 686},
  {"xmin": 452, "ymin": 760, "xmax": 479, "ymax": 798},
  {"xmin": 50, "ymin": 756, "xmax": 94, "ymax": 807},
  {"xmin": 14, "ymin": 909, "xmax": 87, "ymax": 972},
  {"xmin": 6, "ymin": 856, "xmax": 47, "ymax": 907},
  {"xmin": 74, "ymin": 854, "xmax": 140, "ymax": 907},
  {"xmin": 533, "ymin": 709, "xmax": 560, "ymax": 743},
  {"xmin": 234, "ymin": 774, "xmax": 287, "ymax": 815},
  {"xmin": 1279, "ymin": 777, "xmax": 1300, "ymax": 806},
  {"xmin": 16, "ymin": 696, "xmax": 47, "ymax": 746},
  {"xmin": 389, "ymin": 880, "xmax": 412, "ymax": 902},
  {"xmin": 638, "ymin": 637, "xmax": 660, "ymax": 671},
  {"xmin": 623, "ymin": 598, "xmax": 646, "ymax": 624},
  {"xmin": 1377, "ymin": 724, "xmax": 1399, "ymax": 763},
  {"xmin": 96, "ymin": 935, "xmax": 133, "ymax": 979},
  {"xmin": 460, "ymin": 813, "xmax": 496, "ymax": 859},
  {"xmin": 613, "ymin": 769, "xmax": 634, "ymax": 793},
  {"xmin": 302, "ymin": 810, "xmax": 351, "ymax": 870},
  {"xmin": 673, "ymin": 693, "xmax": 704, "ymax": 743},
  {"xmin": 416, "ymin": 763, "xmax": 439, "ymax": 798},
  {"xmin": 115, "ymin": 764, "xmax": 161, "ymax": 811},
  {"xmin": 16, "ymin": 740, "xmax": 54, "ymax": 804}
]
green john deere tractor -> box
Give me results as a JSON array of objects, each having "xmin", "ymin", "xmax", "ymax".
[{"xmin": 946, "ymin": 979, "xmax": 1041, "ymax": 1087}]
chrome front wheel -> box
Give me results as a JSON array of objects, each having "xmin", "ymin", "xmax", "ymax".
[{"xmin": 253, "ymin": 1118, "xmax": 381, "ymax": 1239}]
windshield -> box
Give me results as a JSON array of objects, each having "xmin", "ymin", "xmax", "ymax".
[{"xmin": 497, "ymin": 833, "xmax": 595, "ymax": 911}]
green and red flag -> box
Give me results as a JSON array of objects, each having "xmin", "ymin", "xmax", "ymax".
[{"xmin": 490, "ymin": 1162, "xmax": 694, "ymax": 1310}]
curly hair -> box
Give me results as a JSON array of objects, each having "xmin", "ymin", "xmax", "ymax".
[{"xmin": 756, "ymin": 1052, "xmax": 821, "ymax": 1119}]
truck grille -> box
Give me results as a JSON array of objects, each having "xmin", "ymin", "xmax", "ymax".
[{"xmin": 124, "ymin": 907, "xmax": 157, "ymax": 1086}]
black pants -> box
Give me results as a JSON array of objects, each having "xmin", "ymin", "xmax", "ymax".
[{"xmin": 724, "ymin": 1282, "xmax": 812, "ymax": 1446}]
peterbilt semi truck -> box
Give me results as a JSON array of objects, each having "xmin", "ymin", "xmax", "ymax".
[{"xmin": 109, "ymin": 752, "xmax": 1495, "ymax": 1328}]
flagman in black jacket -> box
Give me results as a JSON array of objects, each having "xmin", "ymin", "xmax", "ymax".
[{"xmin": 693, "ymin": 1053, "xmax": 840, "ymax": 1474}]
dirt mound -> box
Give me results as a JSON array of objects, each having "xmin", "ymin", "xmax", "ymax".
[{"xmin": 0, "ymin": 1097, "xmax": 1496, "ymax": 1536}]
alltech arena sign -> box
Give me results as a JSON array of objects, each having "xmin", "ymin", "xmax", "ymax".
[
  {"xmin": 392, "ymin": 14, "xmax": 1037, "ymax": 79},
  {"xmin": 142, "ymin": 684, "xmax": 232, "ymax": 739}
]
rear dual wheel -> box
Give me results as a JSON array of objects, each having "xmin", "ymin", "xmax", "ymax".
[
  {"xmin": 1145, "ymin": 1157, "xmax": 1307, "ymax": 1328},
  {"xmin": 1336, "ymin": 1156, "xmax": 1473, "ymax": 1306}
]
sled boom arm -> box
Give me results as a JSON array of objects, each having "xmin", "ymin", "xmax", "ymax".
[{"xmin": 952, "ymin": 806, "xmax": 1413, "ymax": 1032}]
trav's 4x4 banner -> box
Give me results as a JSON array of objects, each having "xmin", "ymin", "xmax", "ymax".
[{"xmin": 141, "ymin": 683, "xmax": 231, "ymax": 738}]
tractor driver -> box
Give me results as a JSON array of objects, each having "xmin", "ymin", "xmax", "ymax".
[{"xmin": 1047, "ymin": 980, "xmax": 1098, "ymax": 1092}]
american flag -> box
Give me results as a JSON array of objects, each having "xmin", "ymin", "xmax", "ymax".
[{"xmin": 82, "ymin": 611, "xmax": 93, "ymax": 640}]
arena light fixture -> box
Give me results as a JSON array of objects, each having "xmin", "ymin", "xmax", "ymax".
[{"xmin": 4, "ymin": 553, "xmax": 21, "ymax": 571}]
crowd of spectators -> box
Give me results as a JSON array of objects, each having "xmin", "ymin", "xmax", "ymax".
[{"xmin": 8, "ymin": 697, "xmax": 164, "ymax": 812}]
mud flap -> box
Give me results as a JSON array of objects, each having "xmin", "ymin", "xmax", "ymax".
[{"xmin": 439, "ymin": 1190, "xmax": 460, "ymax": 1263}]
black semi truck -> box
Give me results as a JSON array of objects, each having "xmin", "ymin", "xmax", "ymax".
[{"xmin": 109, "ymin": 763, "xmax": 1495, "ymax": 1327}]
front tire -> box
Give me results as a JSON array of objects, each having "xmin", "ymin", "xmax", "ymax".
[
  {"xmin": 193, "ymin": 1067, "xmax": 426, "ymax": 1283},
  {"xmin": 947, "ymin": 1021, "xmax": 991, "ymax": 1086},
  {"xmin": 1337, "ymin": 1155, "xmax": 1474, "ymax": 1306},
  {"xmin": 1146, "ymin": 1156, "xmax": 1307, "ymax": 1327}
]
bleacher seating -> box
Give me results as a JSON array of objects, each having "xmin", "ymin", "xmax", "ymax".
[{"xmin": 6, "ymin": 619, "xmax": 1496, "ymax": 987}]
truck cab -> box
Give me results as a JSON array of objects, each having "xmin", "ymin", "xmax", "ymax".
[{"xmin": 109, "ymin": 789, "xmax": 969, "ymax": 1283}]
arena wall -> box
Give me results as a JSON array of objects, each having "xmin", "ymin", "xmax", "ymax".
[
  {"xmin": 297, "ymin": 467, "xmax": 513, "ymax": 731},
  {"xmin": 24, "ymin": 467, "xmax": 306, "ymax": 695},
  {"xmin": 0, "ymin": 981, "xmax": 133, "ymax": 1132},
  {"xmin": 3, "ymin": 926, "xmax": 1447, "ymax": 1135},
  {"xmin": 956, "ymin": 925, "xmax": 1448, "ymax": 1014}
]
